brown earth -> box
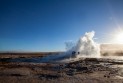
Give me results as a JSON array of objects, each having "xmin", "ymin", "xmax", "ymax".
[
  {"xmin": 0, "ymin": 52, "xmax": 60, "ymax": 58},
  {"xmin": 0, "ymin": 54, "xmax": 123, "ymax": 83}
]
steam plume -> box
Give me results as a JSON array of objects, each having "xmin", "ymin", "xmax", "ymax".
[
  {"xmin": 66, "ymin": 31, "xmax": 100, "ymax": 58},
  {"xmin": 41, "ymin": 31, "xmax": 100, "ymax": 62}
]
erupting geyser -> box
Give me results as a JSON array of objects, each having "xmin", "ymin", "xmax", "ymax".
[
  {"xmin": 66, "ymin": 31, "xmax": 100, "ymax": 58},
  {"xmin": 41, "ymin": 31, "xmax": 100, "ymax": 62}
]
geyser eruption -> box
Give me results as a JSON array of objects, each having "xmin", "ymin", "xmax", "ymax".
[
  {"xmin": 66, "ymin": 31, "xmax": 100, "ymax": 58},
  {"xmin": 41, "ymin": 31, "xmax": 100, "ymax": 62}
]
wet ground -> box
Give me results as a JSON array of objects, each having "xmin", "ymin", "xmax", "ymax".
[{"xmin": 1, "ymin": 55, "xmax": 123, "ymax": 83}]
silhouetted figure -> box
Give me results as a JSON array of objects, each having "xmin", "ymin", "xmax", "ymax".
[
  {"xmin": 72, "ymin": 51, "xmax": 76, "ymax": 55},
  {"xmin": 71, "ymin": 51, "xmax": 77, "ymax": 58}
]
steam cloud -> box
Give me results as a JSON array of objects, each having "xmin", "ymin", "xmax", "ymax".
[
  {"xmin": 41, "ymin": 31, "xmax": 100, "ymax": 62},
  {"xmin": 66, "ymin": 31, "xmax": 100, "ymax": 58}
]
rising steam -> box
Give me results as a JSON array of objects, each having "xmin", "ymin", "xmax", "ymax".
[
  {"xmin": 41, "ymin": 31, "xmax": 100, "ymax": 62},
  {"xmin": 66, "ymin": 31, "xmax": 100, "ymax": 58}
]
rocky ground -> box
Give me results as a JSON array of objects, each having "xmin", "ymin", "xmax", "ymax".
[{"xmin": 0, "ymin": 57, "xmax": 123, "ymax": 83}]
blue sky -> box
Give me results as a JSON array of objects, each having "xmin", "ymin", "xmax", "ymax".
[{"xmin": 0, "ymin": 0, "xmax": 123, "ymax": 52}]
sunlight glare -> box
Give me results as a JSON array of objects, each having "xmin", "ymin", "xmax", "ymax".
[{"xmin": 115, "ymin": 32, "xmax": 123, "ymax": 44}]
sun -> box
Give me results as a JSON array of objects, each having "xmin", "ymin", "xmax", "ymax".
[{"xmin": 114, "ymin": 32, "xmax": 123, "ymax": 44}]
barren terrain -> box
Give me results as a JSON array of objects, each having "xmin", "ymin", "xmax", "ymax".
[{"xmin": 0, "ymin": 52, "xmax": 123, "ymax": 83}]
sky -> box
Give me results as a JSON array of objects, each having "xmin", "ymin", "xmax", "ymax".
[{"xmin": 0, "ymin": 0, "xmax": 123, "ymax": 52}]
